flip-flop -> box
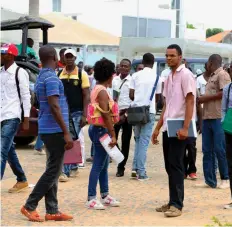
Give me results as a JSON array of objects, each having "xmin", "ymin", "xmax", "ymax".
[{"xmin": 21, "ymin": 206, "xmax": 44, "ymax": 222}]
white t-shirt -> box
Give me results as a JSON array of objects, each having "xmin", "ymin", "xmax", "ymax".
[
  {"xmin": 112, "ymin": 74, "xmax": 132, "ymax": 110},
  {"xmin": 129, "ymin": 67, "xmax": 162, "ymax": 114},
  {"xmin": 197, "ymin": 75, "xmax": 207, "ymax": 95},
  {"xmin": 160, "ymin": 68, "xmax": 171, "ymax": 82}
]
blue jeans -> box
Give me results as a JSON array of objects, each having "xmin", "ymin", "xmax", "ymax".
[
  {"xmin": 202, "ymin": 119, "xmax": 229, "ymax": 188},
  {"xmin": 63, "ymin": 111, "xmax": 83, "ymax": 176},
  {"xmin": 1, "ymin": 118, "xmax": 27, "ymax": 181},
  {"xmin": 88, "ymin": 126, "xmax": 109, "ymax": 200},
  {"xmin": 34, "ymin": 135, "xmax": 44, "ymax": 151},
  {"xmin": 132, "ymin": 113, "xmax": 155, "ymax": 177}
]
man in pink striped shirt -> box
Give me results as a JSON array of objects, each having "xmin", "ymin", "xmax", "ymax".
[{"xmin": 151, "ymin": 44, "xmax": 196, "ymax": 218}]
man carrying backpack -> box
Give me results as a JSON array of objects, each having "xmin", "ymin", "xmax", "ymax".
[
  {"xmin": 58, "ymin": 49, "xmax": 90, "ymax": 182},
  {"xmin": 0, "ymin": 43, "xmax": 31, "ymax": 192}
]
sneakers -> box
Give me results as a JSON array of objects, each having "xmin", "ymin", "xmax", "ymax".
[
  {"xmin": 59, "ymin": 173, "xmax": 69, "ymax": 182},
  {"xmin": 86, "ymin": 199, "xmax": 105, "ymax": 210},
  {"xmin": 224, "ymin": 202, "xmax": 232, "ymax": 209},
  {"xmin": 70, "ymin": 170, "xmax": 79, "ymax": 178},
  {"xmin": 164, "ymin": 206, "xmax": 182, "ymax": 217},
  {"xmin": 189, "ymin": 173, "xmax": 198, "ymax": 180},
  {"xmin": 8, "ymin": 181, "xmax": 28, "ymax": 193},
  {"xmin": 45, "ymin": 212, "xmax": 73, "ymax": 221},
  {"xmin": 34, "ymin": 149, "xmax": 46, "ymax": 155},
  {"xmin": 131, "ymin": 171, "xmax": 137, "ymax": 179},
  {"xmin": 195, "ymin": 182, "xmax": 214, "ymax": 188},
  {"xmin": 218, "ymin": 180, "xmax": 230, "ymax": 189},
  {"xmin": 86, "ymin": 157, "xmax": 93, "ymax": 163},
  {"xmin": 156, "ymin": 204, "xmax": 170, "ymax": 212},
  {"xmin": 78, "ymin": 164, "xmax": 85, "ymax": 169},
  {"xmin": 137, "ymin": 175, "xmax": 149, "ymax": 181},
  {"xmin": 101, "ymin": 195, "xmax": 120, "ymax": 207},
  {"xmin": 116, "ymin": 170, "xmax": 124, "ymax": 177}
]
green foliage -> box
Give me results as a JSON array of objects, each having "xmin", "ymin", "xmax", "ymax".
[
  {"xmin": 187, "ymin": 22, "xmax": 196, "ymax": 29},
  {"xmin": 206, "ymin": 28, "xmax": 224, "ymax": 38},
  {"xmin": 205, "ymin": 216, "xmax": 232, "ymax": 226}
]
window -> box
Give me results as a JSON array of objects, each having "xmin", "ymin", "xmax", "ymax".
[{"xmin": 53, "ymin": 0, "xmax": 61, "ymax": 12}]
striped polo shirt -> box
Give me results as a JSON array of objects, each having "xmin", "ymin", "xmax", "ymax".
[{"xmin": 35, "ymin": 68, "xmax": 69, "ymax": 134}]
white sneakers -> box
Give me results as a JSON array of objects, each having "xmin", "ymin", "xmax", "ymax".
[
  {"xmin": 59, "ymin": 173, "xmax": 69, "ymax": 182},
  {"xmin": 86, "ymin": 195, "xmax": 120, "ymax": 210},
  {"xmin": 195, "ymin": 180, "xmax": 230, "ymax": 189},
  {"xmin": 224, "ymin": 202, "xmax": 232, "ymax": 209},
  {"xmin": 34, "ymin": 149, "xmax": 46, "ymax": 155},
  {"xmin": 218, "ymin": 180, "xmax": 230, "ymax": 189}
]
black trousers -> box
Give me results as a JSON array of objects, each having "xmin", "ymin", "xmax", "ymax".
[
  {"xmin": 114, "ymin": 120, "xmax": 132, "ymax": 171},
  {"xmin": 25, "ymin": 133, "xmax": 65, "ymax": 214},
  {"xmin": 225, "ymin": 133, "xmax": 232, "ymax": 198},
  {"xmin": 184, "ymin": 137, "xmax": 197, "ymax": 175},
  {"xmin": 163, "ymin": 132, "xmax": 187, "ymax": 210}
]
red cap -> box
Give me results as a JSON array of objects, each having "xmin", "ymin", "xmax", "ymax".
[{"xmin": 1, "ymin": 43, "xmax": 18, "ymax": 56}]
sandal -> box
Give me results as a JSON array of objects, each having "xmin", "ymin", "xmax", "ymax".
[{"xmin": 21, "ymin": 206, "xmax": 44, "ymax": 222}]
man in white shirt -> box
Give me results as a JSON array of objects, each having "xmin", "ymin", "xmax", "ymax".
[
  {"xmin": 196, "ymin": 64, "xmax": 210, "ymax": 96},
  {"xmin": 112, "ymin": 59, "xmax": 132, "ymax": 177},
  {"xmin": 1, "ymin": 43, "xmax": 31, "ymax": 192},
  {"xmin": 129, "ymin": 53, "xmax": 162, "ymax": 181}
]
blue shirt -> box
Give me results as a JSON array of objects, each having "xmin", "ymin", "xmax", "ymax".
[
  {"xmin": 35, "ymin": 68, "xmax": 69, "ymax": 134},
  {"xmin": 222, "ymin": 83, "xmax": 232, "ymax": 121}
]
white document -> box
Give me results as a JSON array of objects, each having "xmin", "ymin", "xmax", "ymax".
[
  {"xmin": 100, "ymin": 134, "xmax": 124, "ymax": 164},
  {"xmin": 167, "ymin": 118, "xmax": 197, "ymax": 138}
]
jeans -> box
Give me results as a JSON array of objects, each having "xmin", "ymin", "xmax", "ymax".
[
  {"xmin": 88, "ymin": 126, "xmax": 109, "ymax": 200},
  {"xmin": 115, "ymin": 119, "xmax": 132, "ymax": 172},
  {"xmin": 1, "ymin": 118, "xmax": 27, "ymax": 182},
  {"xmin": 163, "ymin": 131, "xmax": 187, "ymax": 210},
  {"xmin": 34, "ymin": 135, "xmax": 44, "ymax": 151},
  {"xmin": 132, "ymin": 113, "xmax": 155, "ymax": 177},
  {"xmin": 225, "ymin": 133, "xmax": 232, "ymax": 198},
  {"xmin": 202, "ymin": 119, "xmax": 229, "ymax": 188},
  {"xmin": 25, "ymin": 133, "xmax": 65, "ymax": 214},
  {"xmin": 184, "ymin": 137, "xmax": 197, "ymax": 175},
  {"xmin": 63, "ymin": 111, "xmax": 83, "ymax": 176}
]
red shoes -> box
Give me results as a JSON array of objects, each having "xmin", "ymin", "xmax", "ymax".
[{"xmin": 21, "ymin": 206, "xmax": 73, "ymax": 222}]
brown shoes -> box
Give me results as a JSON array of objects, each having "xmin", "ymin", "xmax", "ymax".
[
  {"xmin": 164, "ymin": 206, "xmax": 182, "ymax": 217},
  {"xmin": 156, "ymin": 204, "xmax": 182, "ymax": 217},
  {"xmin": 9, "ymin": 181, "xmax": 28, "ymax": 193},
  {"xmin": 21, "ymin": 206, "xmax": 44, "ymax": 222},
  {"xmin": 156, "ymin": 204, "xmax": 170, "ymax": 212},
  {"xmin": 45, "ymin": 212, "xmax": 73, "ymax": 221}
]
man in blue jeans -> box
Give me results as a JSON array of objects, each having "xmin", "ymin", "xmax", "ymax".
[
  {"xmin": 198, "ymin": 54, "xmax": 231, "ymax": 189},
  {"xmin": 129, "ymin": 53, "xmax": 162, "ymax": 181},
  {"xmin": 59, "ymin": 49, "xmax": 90, "ymax": 182},
  {"xmin": 1, "ymin": 43, "xmax": 31, "ymax": 193}
]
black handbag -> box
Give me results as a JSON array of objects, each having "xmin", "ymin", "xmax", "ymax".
[{"xmin": 127, "ymin": 74, "xmax": 160, "ymax": 125}]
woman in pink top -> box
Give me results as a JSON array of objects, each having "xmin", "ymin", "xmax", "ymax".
[{"xmin": 86, "ymin": 59, "xmax": 120, "ymax": 210}]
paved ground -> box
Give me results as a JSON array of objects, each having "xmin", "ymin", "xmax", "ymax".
[{"xmin": 1, "ymin": 126, "xmax": 232, "ymax": 226}]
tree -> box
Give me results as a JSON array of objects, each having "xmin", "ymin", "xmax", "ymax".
[
  {"xmin": 187, "ymin": 23, "xmax": 196, "ymax": 29},
  {"xmin": 206, "ymin": 28, "xmax": 224, "ymax": 38}
]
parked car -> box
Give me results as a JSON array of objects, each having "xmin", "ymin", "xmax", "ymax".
[{"xmin": 1, "ymin": 16, "xmax": 54, "ymax": 145}]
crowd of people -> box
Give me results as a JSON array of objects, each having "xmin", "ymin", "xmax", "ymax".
[{"xmin": 1, "ymin": 41, "xmax": 232, "ymax": 222}]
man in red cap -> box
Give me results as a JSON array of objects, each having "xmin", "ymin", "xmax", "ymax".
[{"xmin": 0, "ymin": 43, "xmax": 31, "ymax": 192}]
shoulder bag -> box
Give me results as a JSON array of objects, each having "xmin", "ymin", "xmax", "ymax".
[
  {"xmin": 127, "ymin": 74, "xmax": 160, "ymax": 125},
  {"xmin": 222, "ymin": 83, "xmax": 232, "ymax": 135}
]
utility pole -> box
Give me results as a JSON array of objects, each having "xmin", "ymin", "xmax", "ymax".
[{"xmin": 28, "ymin": 0, "xmax": 40, "ymax": 53}]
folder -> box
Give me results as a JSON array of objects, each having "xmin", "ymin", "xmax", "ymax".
[
  {"xmin": 167, "ymin": 118, "xmax": 197, "ymax": 138},
  {"xmin": 63, "ymin": 140, "xmax": 82, "ymax": 164}
]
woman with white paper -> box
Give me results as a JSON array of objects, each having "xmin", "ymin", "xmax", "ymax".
[{"xmin": 86, "ymin": 58, "xmax": 120, "ymax": 210}]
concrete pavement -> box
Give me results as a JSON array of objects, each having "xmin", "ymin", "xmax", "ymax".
[{"xmin": 1, "ymin": 129, "xmax": 232, "ymax": 226}]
